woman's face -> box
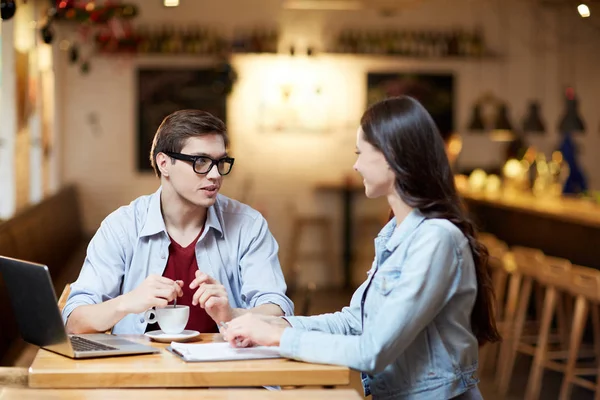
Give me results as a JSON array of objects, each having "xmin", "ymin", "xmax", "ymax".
[{"xmin": 353, "ymin": 127, "xmax": 396, "ymax": 199}]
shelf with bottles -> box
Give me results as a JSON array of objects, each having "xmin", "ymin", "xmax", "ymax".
[
  {"xmin": 94, "ymin": 25, "xmax": 279, "ymax": 56},
  {"xmin": 328, "ymin": 27, "xmax": 495, "ymax": 59}
]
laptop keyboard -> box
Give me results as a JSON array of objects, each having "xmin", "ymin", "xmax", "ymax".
[{"xmin": 70, "ymin": 335, "xmax": 118, "ymax": 352}]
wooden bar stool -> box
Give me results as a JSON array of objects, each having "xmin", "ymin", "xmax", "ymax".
[
  {"xmin": 58, "ymin": 283, "xmax": 71, "ymax": 313},
  {"xmin": 559, "ymin": 266, "xmax": 600, "ymax": 400},
  {"xmin": 496, "ymin": 246, "xmax": 546, "ymax": 396},
  {"xmin": 478, "ymin": 233, "xmax": 509, "ymax": 373},
  {"xmin": 286, "ymin": 204, "xmax": 336, "ymax": 314},
  {"xmin": 524, "ymin": 256, "xmax": 573, "ymax": 400},
  {"xmin": 491, "ymin": 249, "xmax": 526, "ymax": 381},
  {"xmin": 287, "ymin": 214, "xmax": 336, "ymax": 286}
]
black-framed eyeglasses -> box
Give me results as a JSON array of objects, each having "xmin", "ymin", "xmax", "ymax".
[{"xmin": 164, "ymin": 152, "xmax": 235, "ymax": 176}]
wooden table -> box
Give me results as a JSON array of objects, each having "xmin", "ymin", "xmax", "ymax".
[
  {"xmin": 28, "ymin": 334, "xmax": 350, "ymax": 389},
  {"xmin": 0, "ymin": 388, "xmax": 362, "ymax": 400}
]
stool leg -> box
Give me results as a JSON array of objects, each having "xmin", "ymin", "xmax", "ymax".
[
  {"xmin": 481, "ymin": 269, "xmax": 509, "ymax": 372},
  {"xmin": 525, "ymin": 287, "xmax": 557, "ymax": 400},
  {"xmin": 494, "ymin": 271, "xmax": 509, "ymax": 320},
  {"xmin": 591, "ymin": 305, "xmax": 600, "ymax": 365},
  {"xmin": 556, "ymin": 292, "xmax": 571, "ymax": 350},
  {"xmin": 534, "ymin": 283, "xmax": 545, "ymax": 329},
  {"xmin": 495, "ymin": 273, "xmax": 523, "ymax": 388},
  {"xmin": 287, "ymin": 222, "xmax": 302, "ymax": 293},
  {"xmin": 558, "ymin": 296, "xmax": 588, "ymax": 400},
  {"xmin": 478, "ymin": 344, "xmax": 490, "ymax": 374},
  {"xmin": 323, "ymin": 221, "xmax": 337, "ymax": 287},
  {"xmin": 498, "ymin": 276, "xmax": 533, "ymax": 396},
  {"xmin": 592, "ymin": 305, "xmax": 600, "ymax": 400}
]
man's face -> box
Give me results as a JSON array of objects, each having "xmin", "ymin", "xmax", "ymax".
[{"xmin": 162, "ymin": 134, "xmax": 228, "ymax": 208}]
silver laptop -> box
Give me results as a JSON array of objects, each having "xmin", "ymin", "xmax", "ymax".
[{"xmin": 0, "ymin": 256, "xmax": 159, "ymax": 359}]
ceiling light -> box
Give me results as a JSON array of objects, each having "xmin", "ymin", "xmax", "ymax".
[{"xmin": 578, "ymin": 3, "xmax": 590, "ymax": 17}]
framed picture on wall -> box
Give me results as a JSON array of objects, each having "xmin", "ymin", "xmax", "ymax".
[
  {"xmin": 366, "ymin": 72, "xmax": 454, "ymax": 138},
  {"xmin": 136, "ymin": 67, "xmax": 228, "ymax": 172}
]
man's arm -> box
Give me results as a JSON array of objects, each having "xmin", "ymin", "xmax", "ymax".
[
  {"xmin": 189, "ymin": 213, "xmax": 293, "ymax": 324},
  {"xmin": 237, "ymin": 215, "xmax": 294, "ymax": 315},
  {"xmin": 63, "ymin": 214, "xmax": 129, "ymax": 334},
  {"xmin": 64, "ymin": 211, "xmax": 183, "ymax": 334},
  {"xmin": 66, "ymin": 297, "xmax": 130, "ymax": 334},
  {"xmin": 67, "ymin": 276, "xmax": 184, "ymax": 334},
  {"xmin": 190, "ymin": 271, "xmax": 284, "ymax": 323}
]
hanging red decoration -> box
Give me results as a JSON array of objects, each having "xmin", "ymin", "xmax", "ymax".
[{"xmin": 54, "ymin": 1, "xmax": 138, "ymax": 24}]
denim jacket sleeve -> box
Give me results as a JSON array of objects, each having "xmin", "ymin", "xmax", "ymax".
[
  {"xmin": 61, "ymin": 212, "xmax": 127, "ymax": 323},
  {"xmin": 284, "ymin": 282, "xmax": 365, "ymax": 335},
  {"xmin": 279, "ymin": 224, "xmax": 461, "ymax": 375},
  {"xmin": 239, "ymin": 215, "xmax": 294, "ymax": 316}
]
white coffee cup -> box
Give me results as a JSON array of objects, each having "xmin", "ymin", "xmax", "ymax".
[{"xmin": 144, "ymin": 305, "xmax": 189, "ymax": 334}]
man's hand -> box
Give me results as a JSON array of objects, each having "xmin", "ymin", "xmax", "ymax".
[
  {"xmin": 118, "ymin": 275, "xmax": 183, "ymax": 314},
  {"xmin": 189, "ymin": 270, "xmax": 234, "ymax": 323}
]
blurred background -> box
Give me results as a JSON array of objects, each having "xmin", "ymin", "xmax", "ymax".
[{"xmin": 2, "ymin": 0, "xmax": 600, "ymax": 397}]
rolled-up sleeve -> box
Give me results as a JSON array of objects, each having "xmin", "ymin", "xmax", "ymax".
[
  {"xmin": 239, "ymin": 215, "xmax": 294, "ymax": 316},
  {"xmin": 62, "ymin": 214, "xmax": 127, "ymax": 324}
]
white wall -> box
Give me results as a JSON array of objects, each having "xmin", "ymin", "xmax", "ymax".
[
  {"xmin": 0, "ymin": 19, "xmax": 17, "ymax": 220},
  {"xmin": 56, "ymin": 0, "xmax": 600, "ymax": 286},
  {"xmin": 0, "ymin": 1, "xmax": 57, "ymax": 219}
]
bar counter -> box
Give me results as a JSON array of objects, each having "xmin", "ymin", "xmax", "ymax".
[{"xmin": 460, "ymin": 188, "xmax": 600, "ymax": 270}]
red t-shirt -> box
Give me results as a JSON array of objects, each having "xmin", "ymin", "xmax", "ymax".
[{"xmin": 161, "ymin": 229, "xmax": 218, "ymax": 333}]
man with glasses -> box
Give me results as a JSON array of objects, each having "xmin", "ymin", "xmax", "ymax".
[{"xmin": 63, "ymin": 110, "xmax": 293, "ymax": 335}]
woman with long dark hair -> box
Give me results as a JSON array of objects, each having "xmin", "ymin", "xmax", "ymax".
[{"xmin": 223, "ymin": 96, "xmax": 500, "ymax": 399}]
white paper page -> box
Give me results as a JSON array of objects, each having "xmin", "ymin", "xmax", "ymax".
[{"xmin": 170, "ymin": 341, "xmax": 282, "ymax": 362}]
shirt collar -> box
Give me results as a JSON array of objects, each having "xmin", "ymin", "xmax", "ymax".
[
  {"xmin": 140, "ymin": 187, "xmax": 224, "ymax": 238},
  {"xmin": 378, "ymin": 208, "xmax": 426, "ymax": 252}
]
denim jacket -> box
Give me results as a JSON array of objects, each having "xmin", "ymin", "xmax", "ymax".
[
  {"xmin": 280, "ymin": 209, "xmax": 479, "ymax": 399},
  {"xmin": 63, "ymin": 188, "xmax": 293, "ymax": 333}
]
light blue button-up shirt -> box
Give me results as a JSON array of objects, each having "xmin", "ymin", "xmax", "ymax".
[
  {"xmin": 280, "ymin": 209, "xmax": 479, "ymax": 399},
  {"xmin": 63, "ymin": 188, "xmax": 294, "ymax": 334}
]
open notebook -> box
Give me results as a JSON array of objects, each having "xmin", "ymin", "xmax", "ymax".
[{"xmin": 168, "ymin": 341, "xmax": 282, "ymax": 362}]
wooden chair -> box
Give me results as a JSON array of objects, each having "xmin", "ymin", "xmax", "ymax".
[
  {"xmin": 57, "ymin": 283, "xmax": 71, "ymax": 313},
  {"xmin": 496, "ymin": 246, "xmax": 546, "ymax": 395},
  {"xmin": 478, "ymin": 234, "xmax": 509, "ymax": 373},
  {"xmin": 0, "ymin": 367, "xmax": 28, "ymax": 387},
  {"xmin": 287, "ymin": 203, "xmax": 336, "ymax": 299},
  {"xmin": 558, "ymin": 266, "xmax": 600, "ymax": 400},
  {"xmin": 523, "ymin": 256, "xmax": 573, "ymax": 400}
]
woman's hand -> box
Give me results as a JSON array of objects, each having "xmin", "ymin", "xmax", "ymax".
[{"xmin": 222, "ymin": 313, "xmax": 290, "ymax": 347}]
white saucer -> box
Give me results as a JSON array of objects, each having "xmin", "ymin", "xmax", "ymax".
[{"xmin": 144, "ymin": 330, "xmax": 201, "ymax": 343}]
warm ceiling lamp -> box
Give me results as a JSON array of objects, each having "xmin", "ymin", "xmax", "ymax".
[
  {"xmin": 522, "ymin": 101, "xmax": 546, "ymax": 134},
  {"xmin": 578, "ymin": 3, "xmax": 590, "ymax": 17},
  {"xmin": 558, "ymin": 87, "xmax": 585, "ymax": 133},
  {"xmin": 164, "ymin": 0, "xmax": 180, "ymax": 7}
]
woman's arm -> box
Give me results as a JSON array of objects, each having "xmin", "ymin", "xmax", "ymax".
[
  {"xmin": 226, "ymin": 224, "xmax": 464, "ymax": 375},
  {"xmin": 279, "ymin": 225, "xmax": 461, "ymax": 374},
  {"xmin": 283, "ymin": 280, "xmax": 367, "ymax": 335}
]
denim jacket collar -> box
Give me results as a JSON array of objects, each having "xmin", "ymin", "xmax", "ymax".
[
  {"xmin": 380, "ymin": 208, "xmax": 426, "ymax": 252},
  {"xmin": 139, "ymin": 187, "xmax": 224, "ymax": 238}
]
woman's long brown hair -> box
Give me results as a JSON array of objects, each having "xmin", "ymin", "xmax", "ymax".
[{"xmin": 362, "ymin": 96, "xmax": 501, "ymax": 346}]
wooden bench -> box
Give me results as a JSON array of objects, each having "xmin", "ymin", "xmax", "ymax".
[{"xmin": 0, "ymin": 185, "xmax": 89, "ymax": 366}]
